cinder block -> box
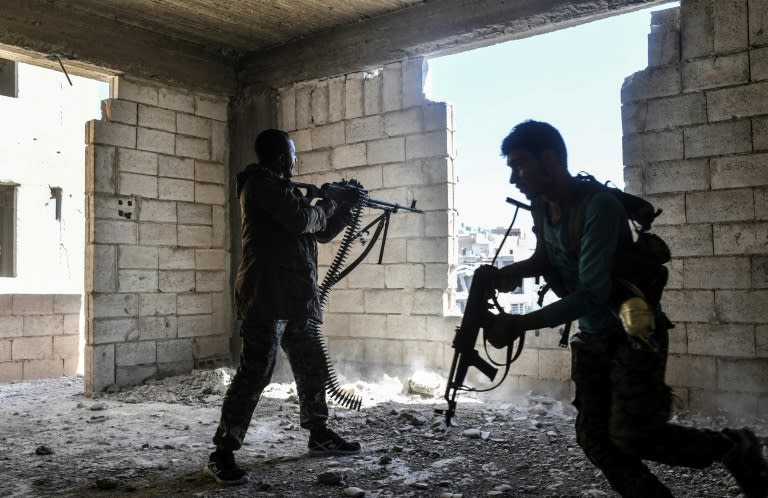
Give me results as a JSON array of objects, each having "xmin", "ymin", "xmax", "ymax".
[
  {"xmin": 402, "ymin": 57, "xmax": 426, "ymax": 108},
  {"xmin": 212, "ymin": 206, "xmax": 228, "ymax": 248},
  {"xmin": 178, "ymin": 293, "xmax": 212, "ymax": 315},
  {"xmin": 648, "ymin": 28, "xmax": 680, "ymax": 67},
  {"xmin": 91, "ymin": 317, "xmax": 138, "ymax": 344},
  {"xmin": 177, "ymin": 114, "xmax": 211, "ymax": 139},
  {"xmin": 666, "ymin": 353, "xmax": 716, "ymax": 389},
  {"xmin": 279, "ymin": 86, "xmax": 296, "ymax": 131},
  {"xmin": 690, "ymin": 389, "xmax": 758, "ymax": 420},
  {"xmin": 425, "ymin": 315, "xmax": 460, "ymax": 342},
  {"xmin": 0, "ymin": 295, "xmax": 10, "ymax": 314},
  {"xmin": 139, "ymin": 222, "xmax": 178, "ymax": 246},
  {"xmin": 327, "ymin": 290, "xmax": 365, "ymax": 313},
  {"xmin": 23, "ymin": 314, "xmax": 64, "ymax": 336},
  {"xmin": 159, "ymin": 270, "xmax": 195, "ymax": 292},
  {"xmin": 621, "ymin": 102, "xmax": 647, "ymax": 135},
  {"xmin": 708, "ymin": 82, "xmax": 768, "ymax": 122},
  {"xmin": 331, "ymin": 144, "xmax": 366, "ymax": 169},
  {"xmin": 118, "ymin": 270, "xmax": 158, "ymax": 293},
  {"xmin": 178, "ymin": 225, "xmax": 213, "ymax": 247},
  {"xmin": 661, "ymin": 289, "xmax": 716, "ymax": 322},
  {"xmin": 758, "ymin": 325, "xmax": 768, "ymax": 357},
  {"xmin": 345, "ymin": 116, "xmax": 384, "ymax": 144},
  {"xmin": 115, "ymin": 78, "xmax": 158, "ymax": 105},
  {"xmin": 668, "ymin": 323, "xmax": 687, "ymax": 354},
  {"xmin": 138, "ymin": 316, "xmax": 177, "ymax": 340},
  {"xmin": 382, "ymin": 161, "xmax": 426, "ymax": 188},
  {"xmin": 195, "ymin": 250, "xmax": 226, "ymax": 271},
  {"xmin": 159, "ymin": 156, "xmax": 194, "ymax": 179},
  {"xmin": 716, "ymin": 290, "xmax": 768, "ymax": 322},
  {"xmin": 382, "ymin": 62, "xmax": 402, "ymax": 112},
  {"xmin": 622, "ymin": 130, "xmax": 684, "ymax": 166},
  {"xmin": 139, "ymin": 293, "xmax": 176, "ymax": 316},
  {"xmin": 176, "ymin": 136, "xmax": 210, "ymax": 160},
  {"xmin": 346, "ymin": 264, "xmax": 385, "ymax": 289},
  {"xmin": 688, "ymin": 323, "xmax": 754, "ymax": 357},
  {"xmin": 755, "ymin": 118, "xmax": 768, "ymax": 152},
  {"xmin": 424, "ymin": 263, "xmax": 451, "ymax": 289},
  {"xmin": 538, "ymin": 349, "xmax": 571, "ymax": 380},
  {"xmin": 291, "ymin": 129, "xmax": 312, "ymax": 152},
  {"xmin": 348, "ymin": 313, "xmax": 387, "ymax": 339},
  {"xmin": 684, "ymin": 121, "xmax": 752, "ymax": 158},
  {"xmin": 137, "ymin": 127, "xmax": 174, "ymax": 154},
  {"xmin": 0, "ymin": 316, "xmax": 23, "ymax": 338},
  {"xmin": 686, "ymin": 189, "xmax": 754, "ymax": 223},
  {"xmin": 327, "ymin": 76, "xmax": 345, "ymax": 123},
  {"xmin": 505, "ymin": 349, "xmax": 539, "ymax": 377},
  {"xmin": 178, "ymin": 203, "xmax": 212, "ymax": 225},
  {"xmin": 86, "ymin": 145, "xmax": 116, "ymax": 194},
  {"xmin": 623, "ymin": 166, "xmax": 643, "ymax": 195},
  {"xmin": 85, "ymin": 343, "xmax": 115, "ymax": 391},
  {"xmin": 344, "ymin": 73, "xmax": 364, "ymax": 119},
  {"xmin": 752, "ymin": 46, "xmax": 768, "ymax": 82},
  {"xmin": 138, "ymin": 104, "xmax": 176, "ymax": 132},
  {"xmin": 388, "ymin": 212, "xmax": 424, "ymax": 238},
  {"xmin": 646, "ymin": 94, "xmax": 707, "ymax": 130},
  {"xmin": 311, "ymin": 81, "xmax": 329, "ymax": 125},
  {"xmin": 295, "ymin": 83, "xmax": 312, "ymax": 128},
  {"xmin": 177, "ymin": 314, "xmax": 214, "ymax": 337},
  {"xmin": 159, "ymin": 178, "xmax": 194, "ymax": 201},
  {"xmin": 118, "ymin": 148, "xmax": 158, "ymax": 175},
  {"xmin": 12, "ymin": 295, "xmax": 53, "ymax": 315},
  {"xmin": 367, "ymin": 137, "xmax": 405, "ymax": 164},
  {"xmin": 363, "ymin": 71, "xmax": 381, "ymax": 116},
  {"xmin": 91, "ymin": 293, "xmax": 137, "ymax": 319},
  {"xmin": 718, "ymin": 358, "xmax": 768, "ymax": 392},
  {"xmin": 116, "ymin": 364, "xmax": 157, "ymax": 385},
  {"xmin": 311, "ymin": 122, "xmax": 345, "ymax": 149},
  {"xmin": 195, "ymin": 161, "xmax": 226, "ymax": 185},
  {"xmin": 714, "ymin": 0, "xmax": 749, "ymax": 53},
  {"xmin": 620, "ymin": 66, "xmax": 681, "ymax": 103},
  {"xmin": 385, "ymin": 314, "xmax": 426, "ymax": 340},
  {"xmin": 12, "ymin": 336, "xmax": 52, "ymax": 360},
  {"xmin": 211, "ymin": 121, "xmax": 227, "ymax": 164},
  {"xmin": 139, "ymin": 198, "xmax": 177, "ymax": 222},
  {"xmin": 0, "ymin": 339, "xmax": 11, "ymax": 361},
  {"xmin": 665, "ymin": 258, "xmax": 684, "ymax": 289},
  {"xmin": 754, "ymin": 256, "xmax": 768, "ymax": 288},
  {"xmin": 682, "ymin": 54, "xmax": 749, "ymax": 92},
  {"xmin": 750, "ymin": 0, "xmax": 768, "ymax": 45},
  {"xmin": 423, "ymin": 157, "xmax": 453, "ymax": 184},
  {"xmin": 88, "ymin": 244, "xmax": 117, "ymax": 293},
  {"xmin": 53, "ymin": 334, "xmax": 78, "ymax": 359},
  {"xmin": 196, "ymin": 271, "xmax": 226, "ymax": 292},
  {"xmin": 296, "ymin": 150, "xmax": 331, "ymax": 175},
  {"xmin": 645, "ymin": 159, "xmax": 709, "ymax": 194},
  {"xmin": 683, "ymin": 256, "xmax": 751, "ymax": 289},
  {"xmin": 159, "ymin": 247, "xmax": 195, "ymax": 270},
  {"xmin": 157, "ymin": 338, "xmax": 193, "ymax": 363},
  {"xmin": 407, "ymin": 238, "xmax": 449, "ymax": 263},
  {"xmin": 411, "ymin": 289, "xmax": 446, "ymax": 315},
  {"xmin": 322, "ymin": 312, "xmax": 350, "ymax": 337},
  {"xmin": 0, "ymin": 361, "xmax": 22, "ymax": 382},
  {"xmin": 119, "ymin": 172, "xmax": 157, "ymax": 198},
  {"xmin": 159, "ymin": 88, "xmax": 194, "ymax": 113},
  {"xmin": 423, "ymin": 102, "xmax": 450, "ymax": 132},
  {"xmin": 193, "ymin": 334, "xmax": 230, "ymax": 358},
  {"xmin": 411, "ymin": 184, "xmax": 449, "ymax": 211},
  {"xmin": 714, "ymin": 222, "xmax": 768, "ymax": 255},
  {"xmin": 63, "ymin": 314, "xmax": 80, "ymax": 335},
  {"xmin": 54, "ymin": 295, "xmax": 81, "ymax": 314},
  {"xmin": 86, "ymin": 120, "xmax": 137, "ymax": 148},
  {"xmin": 23, "ymin": 359, "xmax": 63, "ymax": 379},
  {"xmin": 384, "ymin": 108, "xmax": 423, "ymax": 137},
  {"xmin": 711, "ymin": 153, "xmax": 768, "ymax": 189},
  {"xmin": 195, "ymin": 95, "xmax": 228, "ymax": 121},
  {"xmin": 365, "ymin": 289, "xmax": 406, "ymax": 314},
  {"xmin": 102, "ymin": 99, "xmax": 137, "ymax": 125},
  {"xmin": 405, "ymin": 131, "xmax": 448, "ymax": 160}
]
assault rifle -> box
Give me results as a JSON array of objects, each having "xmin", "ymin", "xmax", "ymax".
[
  {"xmin": 292, "ymin": 181, "xmax": 423, "ymax": 214},
  {"xmin": 436, "ymin": 196, "xmax": 531, "ymax": 426}
]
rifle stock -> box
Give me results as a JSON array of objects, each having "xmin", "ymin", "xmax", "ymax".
[{"xmin": 439, "ymin": 268, "xmax": 498, "ymax": 426}]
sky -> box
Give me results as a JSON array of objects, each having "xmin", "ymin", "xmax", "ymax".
[{"xmin": 426, "ymin": 3, "xmax": 678, "ymax": 230}]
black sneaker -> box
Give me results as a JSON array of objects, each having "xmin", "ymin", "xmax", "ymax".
[
  {"xmin": 204, "ymin": 450, "xmax": 250, "ymax": 486},
  {"xmin": 721, "ymin": 428, "xmax": 768, "ymax": 498},
  {"xmin": 308, "ymin": 426, "xmax": 362, "ymax": 456}
]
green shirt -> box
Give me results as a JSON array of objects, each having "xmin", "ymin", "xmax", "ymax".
[{"xmin": 538, "ymin": 191, "xmax": 633, "ymax": 333}]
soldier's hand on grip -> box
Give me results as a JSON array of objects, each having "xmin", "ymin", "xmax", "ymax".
[{"xmin": 484, "ymin": 312, "xmax": 524, "ymax": 349}]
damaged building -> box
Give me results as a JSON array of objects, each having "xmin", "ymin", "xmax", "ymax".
[{"xmin": 0, "ymin": 0, "xmax": 767, "ymax": 496}]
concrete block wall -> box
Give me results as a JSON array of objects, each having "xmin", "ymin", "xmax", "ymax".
[
  {"xmin": 0, "ymin": 294, "xmax": 81, "ymax": 381},
  {"xmin": 622, "ymin": 1, "xmax": 768, "ymax": 418},
  {"xmin": 84, "ymin": 77, "xmax": 231, "ymax": 391},
  {"xmin": 277, "ymin": 58, "xmax": 461, "ymax": 375}
]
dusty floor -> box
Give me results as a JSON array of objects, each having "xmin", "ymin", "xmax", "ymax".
[{"xmin": 1, "ymin": 369, "xmax": 766, "ymax": 498}]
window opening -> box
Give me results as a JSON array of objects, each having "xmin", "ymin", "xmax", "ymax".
[{"xmin": 0, "ymin": 183, "xmax": 17, "ymax": 277}]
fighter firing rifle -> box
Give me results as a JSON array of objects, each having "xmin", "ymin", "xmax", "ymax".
[{"xmin": 436, "ymin": 196, "xmax": 532, "ymax": 426}]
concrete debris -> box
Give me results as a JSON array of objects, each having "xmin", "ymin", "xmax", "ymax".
[
  {"xmin": 34, "ymin": 445, "xmax": 53, "ymax": 455},
  {"xmin": 343, "ymin": 486, "xmax": 366, "ymax": 497}
]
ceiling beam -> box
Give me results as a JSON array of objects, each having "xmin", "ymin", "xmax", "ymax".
[
  {"xmin": 0, "ymin": 0, "xmax": 235, "ymax": 95},
  {"xmin": 239, "ymin": 0, "xmax": 672, "ymax": 88}
]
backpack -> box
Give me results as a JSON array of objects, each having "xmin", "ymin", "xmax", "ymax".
[{"xmin": 532, "ymin": 173, "xmax": 671, "ymax": 340}]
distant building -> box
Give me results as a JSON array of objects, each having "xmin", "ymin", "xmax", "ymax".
[{"xmin": 455, "ymin": 223, "xmax": 539, "ymax": 315}]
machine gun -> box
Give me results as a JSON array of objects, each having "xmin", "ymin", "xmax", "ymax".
[
  {"xmin": 292, "ymin": 181, "xmax": 423, "ymax": 214},
  {"xmin": 436, "ymin": 196, "xmax": 531, "ymax": 426}
]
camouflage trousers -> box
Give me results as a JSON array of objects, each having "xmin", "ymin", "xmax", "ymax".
[
  {"xmin": 213, "ymin": 319, "xmax": 328, "ymax": 451},
  {"xmin": 571, "ymin": 323, "xmax": 731, "ymax": 498}
]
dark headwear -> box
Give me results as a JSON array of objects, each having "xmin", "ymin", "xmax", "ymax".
[{"xmin": 255, "ymin": 129, "xmax": 291, "ymax": 168}]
